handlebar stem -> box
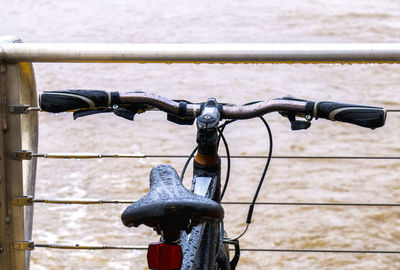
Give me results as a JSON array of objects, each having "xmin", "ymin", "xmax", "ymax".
[{"xmin": 196, "ymin": 98, "xmax": 221, "ymax": 156}]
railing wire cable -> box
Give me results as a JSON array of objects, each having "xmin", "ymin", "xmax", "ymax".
[
  {"xmin": 237, "ymin": 248, "xmax": 400, "ymax": 254},
  {"xmin": 29, "ymin": 198, "xmax": 400, "ymax": 207},
  {"xmin": 29, "ymin": 153, "xmax": 400, "ymax": 160},
  {"xmin": 14, "ymin": 107, "xmax": 400, "ymax": 114},
  {"xmin": 31, "ymin": 243, "xmax": 400, "ymax": 254}
]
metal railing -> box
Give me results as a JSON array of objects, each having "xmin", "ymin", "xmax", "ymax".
[{"xmin": 3, "ymin": 40, "xmax": 400, "ymax": 268}]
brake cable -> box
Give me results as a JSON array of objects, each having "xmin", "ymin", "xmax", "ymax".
[
  {"xmin": 231, "ymin": 116, "xmax": 273, "ymax": 240},
  {"xmin": 245, "ymin": 116, "xmax": 273, "ymax": 226},
  {"xmin": 180, "ymin": 146, "xmax": 198, "ymax": 181},
  {"xmin": 218, "ymin": 130, "xmax": 231, "ymax": 200},
  {"xmin": 217, "ymin": 120, "xmax": 236, "ymax": 200}
]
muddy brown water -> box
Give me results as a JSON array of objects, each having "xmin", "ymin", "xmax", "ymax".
[{"xmin": 1, "ymin": 0, "xmax": 400, "ymax": 269}]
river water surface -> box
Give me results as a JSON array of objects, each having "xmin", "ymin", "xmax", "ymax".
[{"xmin": 1, "ymin": 0, "xmax": 400, "ymax": 269}]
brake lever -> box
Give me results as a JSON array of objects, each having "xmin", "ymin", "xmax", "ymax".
[
  {"xmin": 276, "ymin": 96, "xmax": 312, "ymax": 131},
  {"xmin": 113, "ymin": 106, "xmax": 137, "ymax": 121},
  {"xmin": 112, "ymin": 103, "xmax": 154, "ymax": 121},
  {"xmin": 287, "ymin": 113, "xmax": 311, "ymax": 131}
]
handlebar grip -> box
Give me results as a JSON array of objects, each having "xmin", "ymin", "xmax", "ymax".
[
  {"xmin": 39, "ymin": 90, "xmax": 120, "ymax": 112},
  {"xmin": 312, "ymin": 101, "xmax": 386, "ymax": 129}
]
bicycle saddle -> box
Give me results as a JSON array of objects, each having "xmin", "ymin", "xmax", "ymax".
[{"xmin": 121, "ymin": 164, "xmax": 224, "ymax": 232}]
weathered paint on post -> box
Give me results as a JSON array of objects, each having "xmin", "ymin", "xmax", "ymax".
[{"xmin": 0, "ymin": 36, "xmax": 38, "ymax": 270}]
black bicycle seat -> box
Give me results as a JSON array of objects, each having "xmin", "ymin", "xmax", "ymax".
[{"xmin": 121, "ymin": 164, "xmax": 224, "ymax": 232}]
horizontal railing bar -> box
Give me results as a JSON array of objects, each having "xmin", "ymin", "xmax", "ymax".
[
  {"xmin": 32, "ymin": 243, "xmax": 400, "ymax": 254},
  {"xmin": 2, "ymin": 43, "xmax": 400, "ymax": 63},
  {"xmin": 30, "ymin": 152, "xmax": 400, "ymax": 160},
  {"xmin": 31, "ymin": 198, "xmax": 400, "ymax": 207}
]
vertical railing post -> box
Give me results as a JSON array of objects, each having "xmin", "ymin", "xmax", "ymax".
[{"xmin": 0, "ymin": 36, "xmax": 38, "ymax": 270}]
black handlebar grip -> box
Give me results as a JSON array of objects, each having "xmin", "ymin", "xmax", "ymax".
[
  {"xmin": 310, "ymin": 101, "xmax": 386, "ymax": 129},
  {"xmin": 39, "ymin": 90, "xmax": 120, "ymax": 112}
]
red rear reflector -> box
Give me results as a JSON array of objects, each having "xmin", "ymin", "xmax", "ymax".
[{"xmin": 147, "ymin": 242, "xmax": 183, "ymax": 270}]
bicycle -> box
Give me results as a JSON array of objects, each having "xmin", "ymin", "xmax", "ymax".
[{"xmin": 38, "ymin": 90, "xmax": 386, "ymax": 270}]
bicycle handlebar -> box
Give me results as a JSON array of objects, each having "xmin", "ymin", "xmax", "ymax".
[{"xmin": 39, "ymin": 90, "xmax": 386, "ymax": 129}]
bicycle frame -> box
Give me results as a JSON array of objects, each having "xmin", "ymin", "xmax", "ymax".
[{"xmin": 181, "ymin": 170, "xmax": 222, "ymax": 269}]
